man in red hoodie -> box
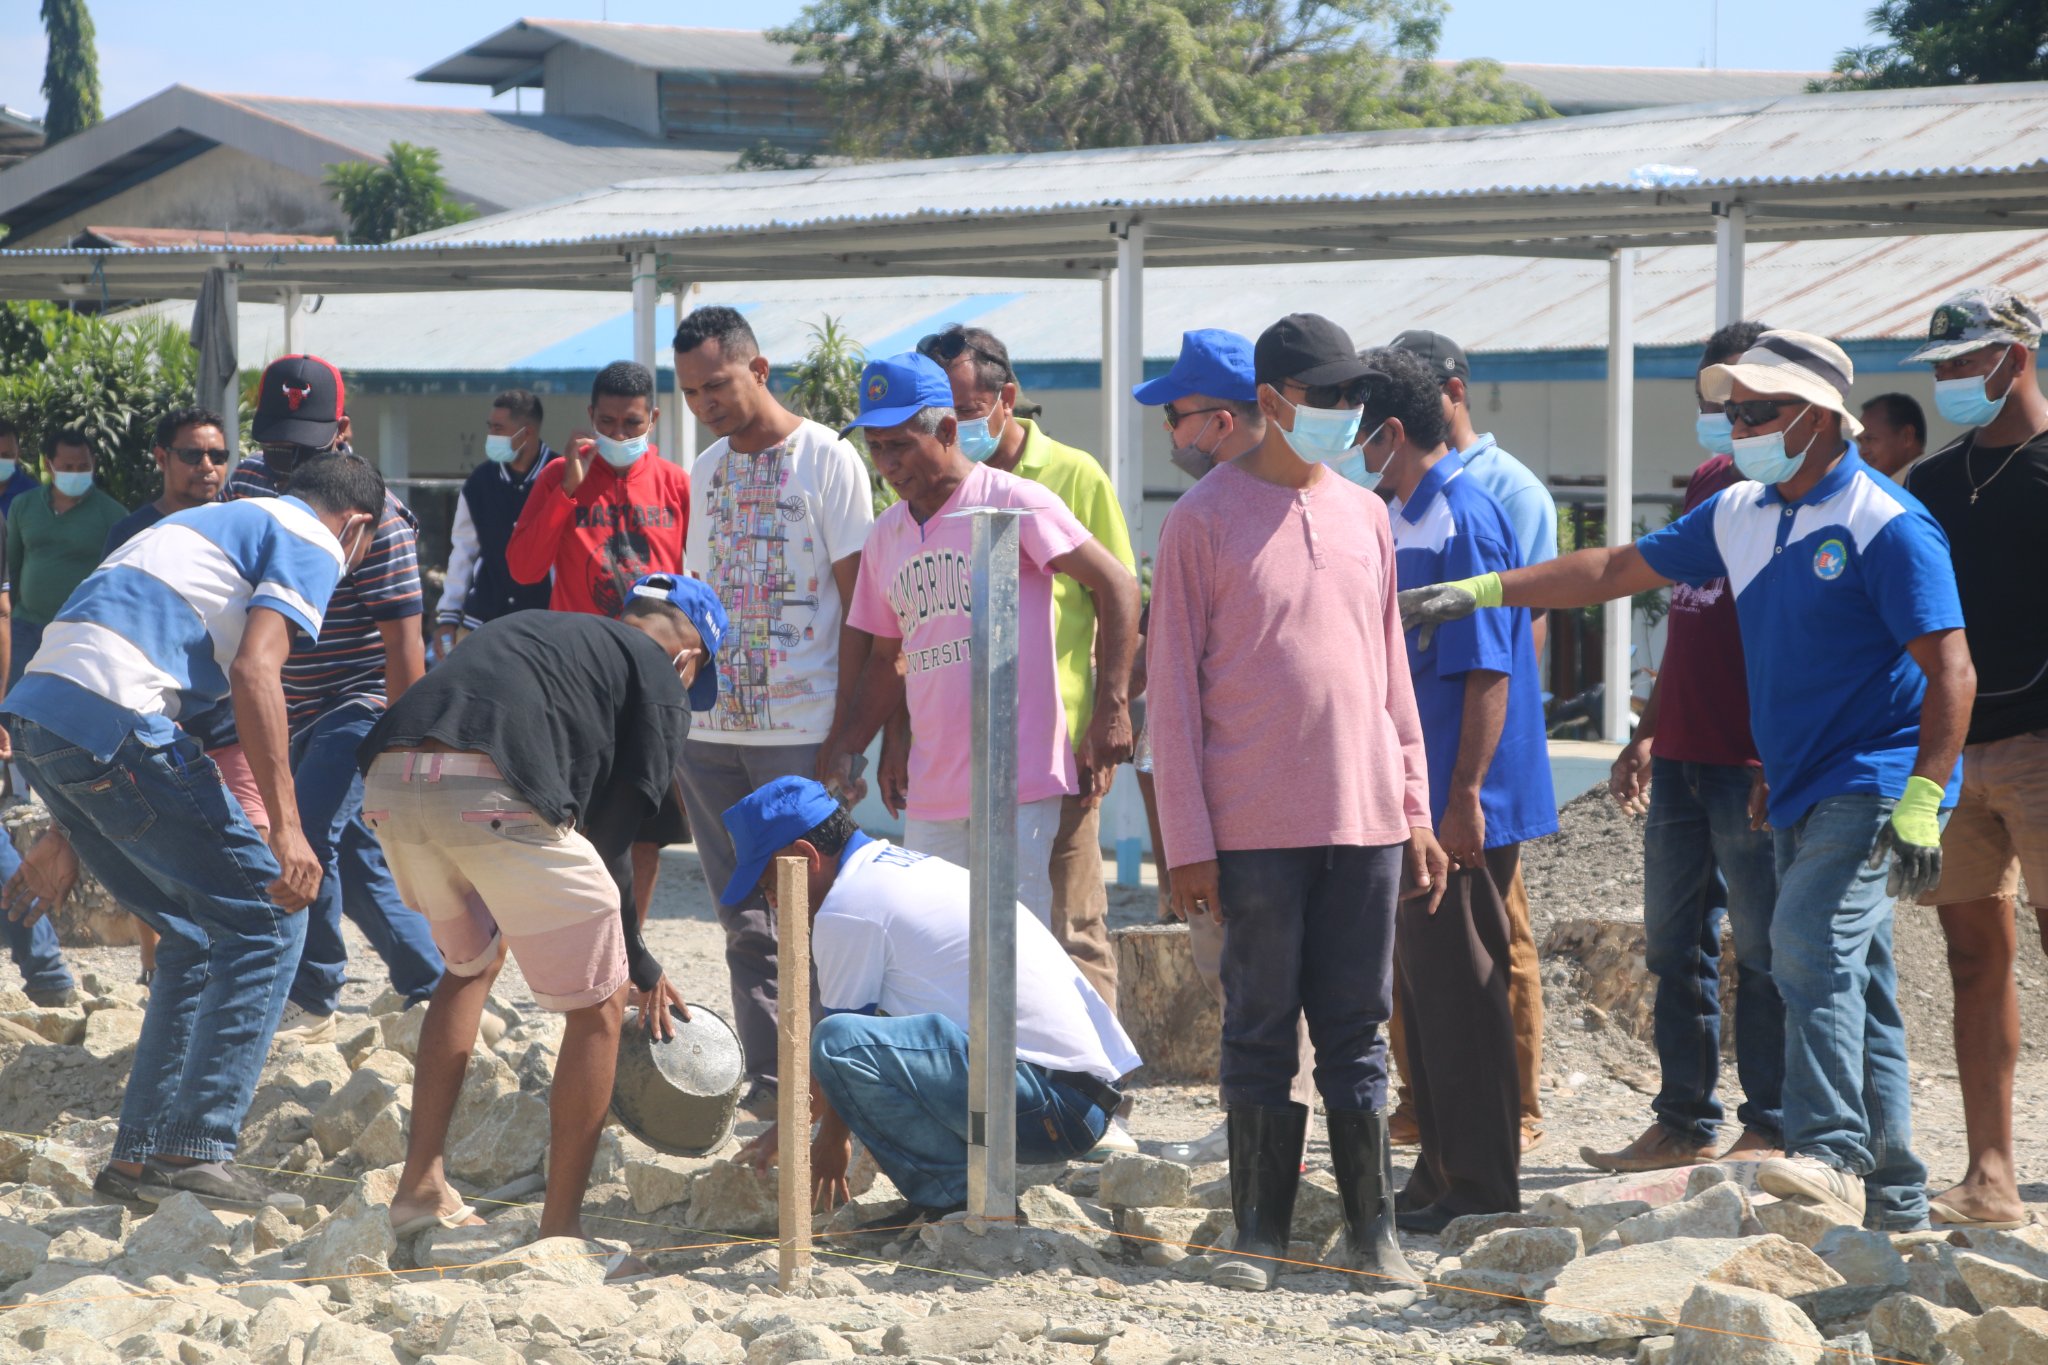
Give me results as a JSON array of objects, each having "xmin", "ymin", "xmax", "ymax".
[{"xmin": 507, "ymin": 359, "xmax": 692, "ymax": 917}]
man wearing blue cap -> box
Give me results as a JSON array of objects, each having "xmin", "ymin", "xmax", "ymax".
[
  {"xmin": 357, "ymin": 574, "xmax": 723, "ymax": 1259},
  {"xmin": 817, "ymin": 353, "xmax": 1139, "ymax": 938},
  {"xmin": 728, "ymin": 776, "xmax": 1140, "ymax": 1224}
]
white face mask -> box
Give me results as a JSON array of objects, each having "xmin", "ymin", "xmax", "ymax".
[
  {"xmin": 340, "ymin": 517, "xmax": 372, "ymax": 571},
  {"xmin": 1332, "ymin": 422, "xmax": 1392, "ymax": 490},
  {"xmin": 595, "ymin": 432, "xmax": 649, "ymax": 469}
]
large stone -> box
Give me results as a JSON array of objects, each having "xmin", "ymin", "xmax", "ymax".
[
  {"xmin": 437, "ymin": 1300, "xmax": 501, "ymax": 1353},
  {"xmin": 514, "ymin": 1285, "xmax": 636, "ymax": 1340},
  {"xmin": 1954, "ymin": 1225, "xmax": 2048, "ymax": 1278},
  {"xmin": 377, "ymin": 1001, "xmax": 433, "ymax": 1058},
  {"xmin": 1905, "ymin": 1239, "xmax": 1983, "ymax": 1311},
  {"xmin": 1115, "ymin": 1206, "xmax": 1213, "ymax": 1268},
  {"xmin": 79, "ymin": 1008, "xmax": 143, "ymax": 1059},
  {"xmin": 121, "ymin": 1191, "xmax": 231, "ymax": 1271},
  {"xmin": 1753, "ymin": 1197, "xmax": 1852, "ymax": 1247},
  {"xmin": 881, "ymin": 1308, "xmax": 1045, "ymax": 1357},
  {"xmin": 1434, "ymin": 1265, "xmax": 1554, "ymax": 1313},
  {"xmin": 745, "ymin": 1325, "xmax": 853, "ymax": 1365},
  {"xmin": 1670, "ymin": 1282, "xmax": 1826, "ymax": 1364},
  {"xmin": 415, "ymin": 1211, "xmax": 536, "ymax": 1268},
  {"xmin": 1867, "ymin": 1293, "xmax": 1971, "ymax": 1364},
  {"xmin": 1940, "ymin": 1305, "xmax": 2048, "ymax": 1365},
  {"xmin": 303, "ymin": 1186, "xmax": 397, "ymax": 1304},
  {"xmin": 302, "ymin": 1318, "xmax": 403, "ymax": 1365},
  {"xmin": 352, "ymin": 1101, "xmax": 411, "ymax": 1170},
  {"xmin": 674, "ymin": 1325, "xmax": 747, "ymax": 1364},
  {"xmin": 311, "ymin": 1067, "xmax": 406, "ymax": 1156},
  {"xmin": 1097, "ymin": 1154, "xmax": 1193, "ymax": 1210},
  {"xmin": 1440, "ymin": 1210, "xmax": 1567, "ymax": 1255},
  {"xmin": 1534, "ymin": 1168, "xmax": 1704, "ymax": 1225},
  {"xmin": 445, "ymin": 1090, "xmax": 550, "ymax": 1188},
  {"xmin": 1, "ymin": 1005, "xmax": 86, "ymax": 1044},
  {"xmin": 625, "ymin": 1157, "xmax": 705, "ymax": 1215},
  {"xmin": 472, "ymin": 1234, "xmax": 607, "ymax": 1285},
  {"xmin": 444, "ymin": 1047, "xmax": 522, "ymax": 1146},
  {"xmin": 686, "ymin": 1161, "xmax": 780, "ymax": 1236},
  {"xmin": 1542, "ymin": 1237, "xmax": 1839, "ymax": 1347},
  {"xmin": 1465, "ymin": 1224, "xmax": 1585, "ymax": 1276},
  {"xmin": 1955, "ymin": 1252, "xmax": 2048, "ymax": 1311},
  {"xmin": 1708, "ymin": 1236, "xmax": 1845, "ymax": 1298},
  {"xmin": 1616, "ymin": 1182, "xmax": 1749, "ymax": 1247},
  {"xmin": 6, "ymin": 1274, "xmax": 165, "ymax": 1339},
  {"xmin": 0, "ymin": 1220, "xmax": 50, "ymax": 1287},
  {"xmin": 1813, "ymin": 1226, "xmax": 1909, "ymax": 1288},
  {"xmin": 1016, "ymin": 1184, "xmax": 1120, "ymax": 1256},
  {"xmin": 1094, "ymin": 1326, "xmax": 1178, "ymax": 1365}
]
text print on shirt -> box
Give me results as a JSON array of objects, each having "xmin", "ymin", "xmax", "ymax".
[
  {"xmin": 574, "ymin": 503, "xmax": 680, "ymax": 530},
  {"xmin": 888, "ymin": 548, "xmax": 975, "ymax": 638}
]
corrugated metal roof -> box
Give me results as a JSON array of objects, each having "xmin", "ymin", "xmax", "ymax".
[
  {"xmin": 416, "ymin": 19, "xmax": 820, "ymax": 87},
  {"xmin": 1495, "ymin": 64, "xmax": 1822, "ymax": 115},
  {"xmin": 111, "ymin": 229, "xmax": 2048, "ymax": 374}
]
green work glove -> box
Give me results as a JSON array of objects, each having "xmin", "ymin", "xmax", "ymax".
[
  {"xmin": 1396, "ymin": 573, "xmax": 1503, "ymax": 650},
  {"xmin": 1868, "ymin": 774, "xmax": 1945, "ymax": 901}
]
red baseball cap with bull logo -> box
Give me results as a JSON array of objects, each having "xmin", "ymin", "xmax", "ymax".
[{"xmin": 252, "ymin": 354, "xmax": 346, "ymax": 448}]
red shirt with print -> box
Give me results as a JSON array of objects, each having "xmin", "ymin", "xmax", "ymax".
[
  {"xmin": 506, "ymin": 451, "xmax": 689, "ymax": 617},
  {"xmin": 1652, "ymin": 454, "xmax": 1760, "ymax": 768}
]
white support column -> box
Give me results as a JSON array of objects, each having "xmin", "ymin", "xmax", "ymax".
[
  {"xmin": 1714, "ymin": 204, "xmax": 1746, "ymax": 329},
  {"xmin": 1603, "ymin": 249, "xmax": 1636, "ymax": 745},
  {"xmin": 378, "ymin": 404, "xmax": 411, "ymax": 486},
  {"xmin": 281, "ymin": 286, "xmax": 301, "ymax": 357},
  {"xmin": 669, "ymin": 283, "xmax": 694, "ymax": 465},
  {"xmin": 1112, "ymin": 224, "xmax": 1146, "ymax": 542},
  {"xmin": 1099, "ymin": 270, "xmax": 1119, "ymax": 473},
  {"xmin": 221, "ymin": 267, "xmax": 240, "ymax": 446},
  {"xmin": 631, "ymin": 251, "xmax": 658, "ymax": 374}
]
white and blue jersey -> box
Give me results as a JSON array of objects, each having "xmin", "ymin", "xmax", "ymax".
[
  {"xmin": 1636, "ymin": 447, "xmax": 1963, "ymax": 827},
  {"xmin": 1391, "ymin": 452, "xmax": 1558, "ymax": 847},
  {"xmin": 2, "ymin": 497, "xmax": 345, "ymax": 761}
]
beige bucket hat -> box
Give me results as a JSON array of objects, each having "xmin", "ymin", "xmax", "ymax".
[{"xmin": 1700, "ymin": 329, "xmax": 1864, "ymax": 441}]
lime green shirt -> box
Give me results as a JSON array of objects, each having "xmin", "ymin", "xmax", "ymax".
[{"xmin": 1009, "ymin": 420, "xmax": 1134, "ymax": 743}]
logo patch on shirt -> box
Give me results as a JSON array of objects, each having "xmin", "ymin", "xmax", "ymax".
[{"xmin": 1813, "ymin": 539, "xmax": 1847, "ymax": 581}]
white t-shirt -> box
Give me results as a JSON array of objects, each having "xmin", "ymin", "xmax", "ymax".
[
  {"xmin": 814, "ymin": 837, "xmax": 1142, "ymax": 1083},
  {"xmin": 685, "ymin": 418, "xmax": 876, "ymax": 744}
]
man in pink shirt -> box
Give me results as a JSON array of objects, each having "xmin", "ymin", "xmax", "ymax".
[
  {"xmin": 1147, "ymin": 313, "xmax": 1445, "ymax": 1293},
  {"xmin": 819, "ymin": 353, "xmax": 1138, "ymax": 932}
]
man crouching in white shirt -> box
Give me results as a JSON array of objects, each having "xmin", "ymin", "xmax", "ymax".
[{"xmin": 731, "ymin": 776, "xmax": 1140, "ymax": 1225}]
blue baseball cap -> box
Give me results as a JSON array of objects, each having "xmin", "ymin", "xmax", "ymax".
[
  {"xmin": 843, "ymin": 352, "xmax": 956, "ymax": 431},
  {"xmin": 720, "ymin": 776, "xmax": 842, "ymax": 905},
  {"xmin": 628, "ymin": 573, "xmax": 727, "ymax": 711},
  {"xmin": 1132, "ymin": 329, "xmax": 1258, "ymax": 406}
]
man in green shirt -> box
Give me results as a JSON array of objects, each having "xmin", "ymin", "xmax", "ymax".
[
  {"xmin": 4, "ymin": 429, "xmax": 127, "ymax": 689},
  {"xmin": 921, "ymin": 324, "xmax": 1138, "ymax": 1156}
]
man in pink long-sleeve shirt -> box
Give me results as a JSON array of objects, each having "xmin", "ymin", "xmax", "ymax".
[{"xmin": 1147, "ymin": 313, "xmax": 1445, "ymax": 1294}]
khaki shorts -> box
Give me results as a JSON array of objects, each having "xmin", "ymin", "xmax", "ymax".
[
  {"xmin": 362, "ymin": 751, "xmax": 626, "ymax": 1011},
  {"xmin": 1921, "ymin": 729, "xmax": 2048, "ymax": 908}
]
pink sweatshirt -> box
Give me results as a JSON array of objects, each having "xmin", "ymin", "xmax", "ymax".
[{"xmin": 1145, "ymin": 461, "xmax": 1431, "ymax": 868}]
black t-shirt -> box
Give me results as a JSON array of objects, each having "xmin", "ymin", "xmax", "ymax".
[
  {"xmin": 359, "ymin": 610, "xmax": 692, "ymax": 989},
  {"xmin": 1907, "ymin": 430, "xmax": 2048, "ymax": 745}
]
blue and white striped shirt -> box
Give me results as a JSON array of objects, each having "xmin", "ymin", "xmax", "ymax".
[{"xmin": 1, "ymin": 496, "xmax": 346, "ymax": 760}]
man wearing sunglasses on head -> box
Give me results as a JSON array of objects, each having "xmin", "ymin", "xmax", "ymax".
[{"xmin": 1401, "ymin": 329, "xmax": 1975, "ymax": 1235}]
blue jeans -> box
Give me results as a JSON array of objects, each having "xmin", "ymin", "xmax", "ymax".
[
  {"xmin": 1643, "ymin": 758, "xmax": 1784, "ymax": 1143},
  {"xmin": 6, "ymin": 617, "xmax": 43, "ymax": 688},
  {"xmin": 1216, "ymin": 843, "xmax": 1402, "ymax": 1111},
  {"xmin": 285, "ymin": 704, "xmax": 443, "ymax": 1015},
  {"xmin": 812, "ymin": 1012, "xmax": 1111, "ymax": 1209},
  {"xmin": 6, "ymin": 717, "xmax": 302, "ymax": 1162},
  {"xmin": 1772, "ymin": 793, "xmax": 1930, "ymax": 1230},
  {"xmin": 0, "ymin": 835, "xmax": 75, "ymax": 996}
]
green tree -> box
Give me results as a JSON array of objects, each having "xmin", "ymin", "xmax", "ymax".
[
  {"xmin": 770, "ymin": 0, "xmax": 1551, "ymax": 159},
  {"xmin": 0, "ymin": 301, "xmax": 199, "ymax": 508},
  {"xmin": 40, "ymin": 0, "xmax": 102, "ymax": 145},
  {"xmin": 781, "ymin": 315, "xmax": 897, "ymax": 514},
  {"xmin": 1818, "ymin": 0, "xmax": 2048, "ymax": 90},
  {"xmin": 325, "ymin": 142, "xmax": 478, "ymax": 245}
]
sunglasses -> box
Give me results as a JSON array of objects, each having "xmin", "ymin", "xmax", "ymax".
[
  {"xmin": 1280, "ymin": 378, "xmax": 1365, "ymax": 410},
  {"xmin": 1726, "ymin": 399, "xmax": 1799, "ymax": 428},
  {"xmin": 1162, "ymin": 404, "xmax": 1228, "ymax": 430},
  {"xmin": 917, "ymin": 330, "xmax": 1012, "ymax": 381},
  {"xmin": 167, "ymin": 445, "xmax": 231, "ymax": 467}
]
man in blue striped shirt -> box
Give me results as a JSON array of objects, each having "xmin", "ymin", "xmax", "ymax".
[{"xmin": 0, "ymin": 452, "xmax": 383, "ymax": 1212}]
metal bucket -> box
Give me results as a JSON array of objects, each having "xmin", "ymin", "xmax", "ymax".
[{"xmin": 609, "ymin": 1002, "xmax": 746, "ymax": 1157}]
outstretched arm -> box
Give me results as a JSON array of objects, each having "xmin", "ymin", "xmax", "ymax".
[{"xmin": 1401, "ymin": 544, "xmax": 1671, "ymax": 645}]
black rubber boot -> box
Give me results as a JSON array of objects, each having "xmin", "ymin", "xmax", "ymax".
[
  {"xmin": 1209, "ymin": 1103, "xmax": 1308, "ymax": 1292},
  {"xmin": 1327, "ymin": 1109, "xmax": 1420, "ymax": 1288}
]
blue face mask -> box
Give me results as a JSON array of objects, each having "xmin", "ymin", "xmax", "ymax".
[
  {"xmin": 956, "ymin": 413, "xmax": 1002, "ymax": 463},
  {"xmin": 0, "ymin": 460, "xmax": 15, "ymax": 484},
  {"xmin": 595, "ymin": 432, "xmax": 649, "ymax": 469},
  {"xmin": 1934, "ymin": 349, "xmax": 2014, "ymax": 428},
  {"xmin": 484, "ymin": 431, "xmax": 522, "ymax": 464},
  {"xmin": 52, "ymin": 471, "xmax": 95, "ymax": 497},
  {"xmin": 1731, "ymin": 404, "xmax": 1814, "ymax": 486},
  {"xmin": 1331, "ymin": 423, "xmax": 1391, "ymax": 490},
  {"xmin": 1276, "ymin": 393, "xmax": 1365, "ymax": 464},
  {"xmin": 1694, "ymin": 411, "xmax": 1734, "ymax": 455}
]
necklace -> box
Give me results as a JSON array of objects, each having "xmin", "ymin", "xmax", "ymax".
[{"xmin": 1966, "ymin": 425, "xmax": 2045, "ymax": 503}]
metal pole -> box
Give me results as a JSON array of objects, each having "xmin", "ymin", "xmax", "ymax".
[
  {"xmin": 221, "ymin": 267, "xmax": 240, "ymax": 451},
  {"xmin": 282, "ymin": 285, "xmax": 301, "ymax": 357},
  {"xmin": 1603, "ymin": 249, "xmax": 1636, "ymax": 746},
  {"xmin": 1099, "ymin": 270, "xmax": 1118, "ymax": 483},
  {"xmin": 775, "ymin": 854, "xmax": 813, "ymax": 1287},
  {"xmin": 1713, "ymin": 205, "xmax": 1746, "ymax": 330},
  {"xmin": 963, "ymin": 507, "xmax": 1021, "ymax": 1221},
  {"xmin": 668, "ymin": 283, "xmax": 694, "ymax": 465},
  {"xmin": 631, "ymin": 251, "xmax": 658, "ymax": 374},
  {"xmin": 1113, "ymin": 223, "xmax": 1146, "ymax": 542}
]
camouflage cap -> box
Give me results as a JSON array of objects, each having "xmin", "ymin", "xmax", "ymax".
[{"xmin": 1906, "ymin": 285, "xmax": 2043, "ymax": 363}]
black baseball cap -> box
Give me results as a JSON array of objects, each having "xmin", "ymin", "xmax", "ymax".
[
  {"xmin": 1254, "ymin": 314, "xmax": 1372, "ymax": 389},
  {"xmin": 1388, "ymin": 329, "xmax": 1471, "ymax": 384},
  {"xmin": 252, "ymin": 354, "xmax": 346, "ymax": 448}
]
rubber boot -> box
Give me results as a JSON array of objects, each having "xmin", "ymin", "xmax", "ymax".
[
  {"xmin": 1327, "ymin": 1109, "xmax": 1419, "ymax": 1288},
  {"xmin": 1210, "ymin": 1103, "xmax": 1308, "ymax": 1292}
]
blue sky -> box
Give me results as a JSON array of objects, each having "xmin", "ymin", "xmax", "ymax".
[{"xmin": 4, "ymin": 0, "xmax": 1880, "ymax": 120}]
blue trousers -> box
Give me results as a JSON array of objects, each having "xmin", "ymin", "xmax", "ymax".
[
  {"xmin": 285, "ymin": 704, "xmax": 443, "ymax": 1014},
  {"xmin": 812, "ymin": 1012, "xmax": 1111, "ymax": 1209},
  {"xmin": 8, "ymin": 718, "xmax": 302, "ymax": 1162},
  {"xmin": 1643, "ymin": 758, "xmax": 1784, "ymax": 1143},
  {"xmin": 0, "ymin": 835, "xmax": 74, "ymax": 996}
]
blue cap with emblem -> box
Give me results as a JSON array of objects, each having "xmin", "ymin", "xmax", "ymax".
[
  {"xmin": 1133, "ymin": 329, "xmax": 1258, "ymax": 405},
  {"xmin": 842, "ymin": 352, "xmax": 957, "ymax": 431},
  {"xmin": 628, "ymin": 573, "xmax": 728, "ymax": 712},
  {"xmin": 719, "ymin": 776, "xmax": 844, "ymax": 906}
]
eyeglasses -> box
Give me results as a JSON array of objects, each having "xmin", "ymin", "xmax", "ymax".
[
  {"xmin": 1726, "ymin": 399, "xmax": 1795, "ymax": 428},
  {"xmin": 1280, "ymin": 379, "xmax": 1365, "ymax": 410},
  {"xmin": 167, "ymin": 446, "xmax": 231, "ymax": 467},
  {"xmin": 1162, "ymin": 404, "xmax": 1228, "ymax": 430},
  {"xmin": 917, "ymin": 330, "xmax": 1012, "ymax": 381}
]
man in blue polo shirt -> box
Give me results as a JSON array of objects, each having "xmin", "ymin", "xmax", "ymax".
[
  {"xmin": 1352, "ymin": 346, "xmax": 1554, "ymax": 1230},
  {"xmin": 1401, "ymin": 330, "xmax": 1975, "ymax": 1232}
]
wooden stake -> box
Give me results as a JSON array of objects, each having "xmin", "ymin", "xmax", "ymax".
[{"xmin": 775, "ymin": 854, "xmax": 813, "ymax": 1288}]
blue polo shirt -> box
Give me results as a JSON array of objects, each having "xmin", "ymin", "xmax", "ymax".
[
  {"xmin": 1391, "ymin": 452, "xmax": 1557, "ymax": 848},
  {"xmin": 1636, "ymin": 446, "xmax": 1963, "ymax": 827},
  {"xmin": 1458, "ymin": 434, "xmax": 1559, "ymax": 572}
]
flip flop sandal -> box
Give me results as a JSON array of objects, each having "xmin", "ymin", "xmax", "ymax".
[
  {"xmin": 603, "ymin": 1251, "xmax": 655, "ymax": 1284},
  {"xmin": 1929, "ymin": 1197, "xmax": 2030, "ymax": 1232},
  {"xmin": 392, "ymin": 1203, "xmax": 484, "ymax": 1238}
]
